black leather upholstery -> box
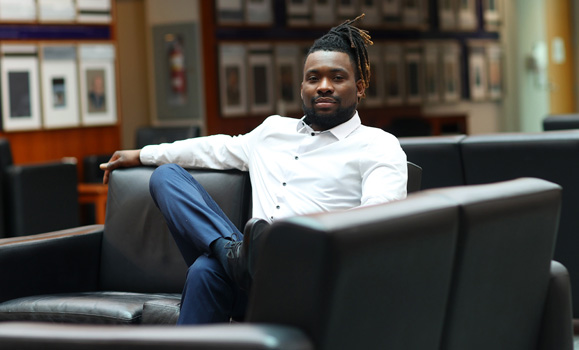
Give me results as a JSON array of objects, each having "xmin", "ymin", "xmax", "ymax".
[
  {"xmin": 543, "ymin": 113, "xmax": 579, "ymax": 131},
  {"xmin": 136, "ymin": 125, "xmax": 201, "ymax": 148},
  {"xmin": 460, "ymin": 130, "xmax": 579, "ymax": 317},
  {"xmin": 432, "ymin": 178, "xmax": 562, "ymax": 350},
  {"xmin": 0, "ymin": 138, "xmax": 80, "ymax": 237},
  {"xmin": 248, "ymin": 188, "xmax": 460, "ymax": 350},
  {"xmin": 399, "ymin": 135, "xmax": 466, "ymax": 189},
  {"xmin": 406, "ymin": 161, "xmax": 422, "ymax": 193}
]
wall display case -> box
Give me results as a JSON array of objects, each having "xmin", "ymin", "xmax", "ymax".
[
  {"xmin": 0, "ymin": 0, "xmax": 120, "ymax": 178},
  {"xmin": 201, "ymin": 0, "xmax": 501, "ymax": 136}
]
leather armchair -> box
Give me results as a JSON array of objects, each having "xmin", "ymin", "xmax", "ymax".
[{"xmin": 0, "ymin": 138, "xmax": 79, "ymax": 238}]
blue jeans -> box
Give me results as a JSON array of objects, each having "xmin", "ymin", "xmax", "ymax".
[{"xmin": 149, "ymin": 164, "xmax": 247, "ymax": 324}]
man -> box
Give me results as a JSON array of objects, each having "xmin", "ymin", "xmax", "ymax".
[{"xmin": 101, "ymin": 15, "xmax": 407, "ymax": 325}]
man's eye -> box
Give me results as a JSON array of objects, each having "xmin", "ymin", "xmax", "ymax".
[{"xmin": 307, "ymin": 76, "xmax": 319, "ymax": 82}]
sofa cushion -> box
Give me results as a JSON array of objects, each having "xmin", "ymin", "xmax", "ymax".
[
  {"xmin": 142, "ymin": 296, "xmax": 181, "ymax": 325},
  {"xmin": 100, "ymin": 167, "xmax": 252, "ymax": 293},
  {"xmin": 0, "ymin": 292, "xmax": 181, "ymax": 325}
]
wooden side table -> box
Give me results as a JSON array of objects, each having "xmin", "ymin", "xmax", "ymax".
[{"xmin": 78, "ymin": 183, "xmax": 109, "ymax": 225}]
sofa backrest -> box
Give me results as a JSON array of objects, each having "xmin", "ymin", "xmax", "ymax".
[
  {"xmin": 460, "ymin": 130, "xmax": 579, "ymax": 316},
  {"xmin": 101, "ymin": 167, "xmax": 251, "ymax": 293},
  {"xmin": 432, "ymin": 178, "xmax": 562, "ymax": 350},
  {"xmin": 399, "ymin": 135, "xmax": 466, "ymax": 190},
  {"xmin": 248, "ymin": 188, "xmax": 460, "ymax": 350}
]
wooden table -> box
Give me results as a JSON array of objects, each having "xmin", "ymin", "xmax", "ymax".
[{"xmin": 78, "ymin": 183, "xmax": 109, "ymax": 225}]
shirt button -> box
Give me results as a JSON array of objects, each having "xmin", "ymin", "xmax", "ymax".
[
  {"xmin": 282, "ymin": 182, "xmax": 287, "ymax": 186},
  {"xmin": 294, "ymin": 156, "xmax": 299, "ymax": 160},
  {"xmin": 276, "ymin": 205, "xmax": 280, "ymax": 209},
  {"xmin": 311, "ymin": 132, "xmax": 315, "ymax": 136},
  {"xmin": 270, "ymin": 216, "xmax": 274, "ymax": 220}
]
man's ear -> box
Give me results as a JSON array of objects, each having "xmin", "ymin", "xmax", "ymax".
[
  {"xmin": 356, "ymin": 79, "xmax": 365, "ymax": 100},
  {"xmin": 300, "ymin": 81, "xmax": 304, "ymax": 100}
]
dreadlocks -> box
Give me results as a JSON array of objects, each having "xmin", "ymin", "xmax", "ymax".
[{"xmin": 307, "ymin": 14, "xmax": 373, "ymax": 98}]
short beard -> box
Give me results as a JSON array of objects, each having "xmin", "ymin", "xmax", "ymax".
[{"xmin": 302, "ymin": 98, "xmax": 357, "ymax": 131}]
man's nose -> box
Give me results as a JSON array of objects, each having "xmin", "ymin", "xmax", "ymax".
[{"xmin": 317, "ymin": 77, "xmax": 333, "ymax": 94}]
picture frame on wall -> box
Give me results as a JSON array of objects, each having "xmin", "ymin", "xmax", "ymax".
[
  {"xmin": 0, "ymin": 45, "xmax": 42, "ymax": 132},
  {"xmin": 483, "ymin": 0, "xmax": 501, "ymax": 31},
  {"xmin": 248, "ymin": 44, "xmax": 275, "ymax": 115},
  {"xmin": 336, "ymin": 0, "xmax": 359, "ymax": 22},
  {"xmin": 40, "ymin": 45, "xmax": 80, "ymax": 129},
  {"xmin": 438, "ymin": 0, "xmax": 457, "ymax": 30},
  {"xmin": 423, "ymin": 43, "xmax": 440, "ymax": 104},
  {"xmin": 38, "ymin": 0, "xmax": 76, "ymax": 22},
  {"xmin": 286, "ymin": 0, "xmax": 312, "ymax": 26},
  {"xmin": 362, "ymin": 44, "xmax": 384, "ymax": 107},
  {"xmin": 313, "ymin": 0, "xmax": 336, "ymax": 26},
  {"xmin": 468, "ymin": 44, "xmax": 487, "ymax": 101},
  {"xmin": 219, "ymin": 43, "xmax": 248, "ymax": 117},
  {"xmin": 274, "ymin": 44, "xmax": 302, "ymax": 115},
  {"xmin": 458, "ymin": 0, "xmax": 477, "ymax": 30},
  {"xmin": 216, "ymin": 0, "xmax": 244, "ymax": 25},
  {"xmin": 152, "ymin": 22, "xmax": 202, "ymax": 122},
  {"xmin": 246, "ymin": 0, "xmax": 274, "ymax": 25},
  {"xmin": 76, "ymin": 0, "xmax": 112, "ymax": 23},
  {"xmin": 404, "ymin": 44, "xmax": 423, "ymax": 105},
  {"xmin": 78, "ymin": 44, "xmax": 117, "ymax": 126},
  {"xmin": 486, "ymin": 43, "xmax": 503, "ymax": 100},
  {"xmin": 0, "ymin": 0, "xmax": 36, "ymax": 22},
  {"xmin": 441, "ymin": 42, "xmax": 461, "ymax": 102},
  {"xmin": 359, "ymin": 0, "xmax": 382, "ymax": 27},
  {"xmin": 383, "ymin": 44, "xmax": 404, "ymax": 105}
]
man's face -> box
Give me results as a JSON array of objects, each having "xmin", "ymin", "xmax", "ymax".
[{"xmin": 301, "ymin": 50, "xmax": 364, "ymax": 131}]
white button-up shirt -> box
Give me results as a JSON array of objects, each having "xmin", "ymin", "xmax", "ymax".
[{"xmin": 140, "ymin": 112, "xmax": 407, "ymax": 223}]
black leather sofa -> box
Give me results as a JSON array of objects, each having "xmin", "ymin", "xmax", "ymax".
[
  {"xmin": 399, "ymin": 130, "xmax": 579, "ymax": 321},
  {"xmin": 0, "ymin": 177, "xmax": 572, "ymax": 349}
]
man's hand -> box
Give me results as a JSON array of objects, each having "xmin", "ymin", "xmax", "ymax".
[{"xmin": 100, "ymin": 150, "xmax": 142, "ymax": 184}]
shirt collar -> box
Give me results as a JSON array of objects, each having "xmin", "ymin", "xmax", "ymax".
[{"xmin": 297, "ymin": 111, "xmax": 361, "ymax": 140}]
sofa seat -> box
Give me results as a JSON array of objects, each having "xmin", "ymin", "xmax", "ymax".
[{"xmin": 0, "ymin": 292, "xmax": 180, "ymax": 325}]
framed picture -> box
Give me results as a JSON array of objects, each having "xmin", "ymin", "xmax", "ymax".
[
  {"xmin": 219, "ymin": 44, "xmax": 248, "ymax": 117},
  {"xmin": 383, "ymin": 44, "xmax": 404, "ymax": 105},
  {"xmin": 362, "ymin": 44, "xmax": 384, "ymax": 107},
  {"xmin": 486, "ymin": 43, "xmax": 503, "ymax": 100},
  {"xmin": 0, "ymin": 0, "xmax": 36, "ymax": 21},
  {"xmin": 423, "ymin": 43, "xmax": 440, "ymax": 103},
  {"xmin": 483, "ymin": 0, "xmax": 501, "ymax": 31},
  {"xmin": 313, "ymin": 0, "xmax": 336, "ymax": 26},
  {"xmin": 38, "ymin": 0, "xmax": 76, "ymax": 22},
  {"xmin": 468, "ymin": 44, "xmax": 487, "ymax": 101},
  {"xmin": 359, "ymin": 0, "xmax": 381, "ymax": 26},
  {"xmin": 404, "ymin": 44, "xmax": 424, "ymax": 105},
  {"xmin": 246, "ymin": 0, "xmax": 273, "ymax": 25},
  {"xmin": 152, "ymin": 22, "xmax": 202, "ymax": 122},
  {"xmin": 40, "ymin": 45, "xmax": 80, "ymax": 129},
  {"xmin": 76, "ymin": 0, "xmax": 112, "ymax": 23},
  {"xmin": 78, "ymin": 44, "xmax": 117, "ymax": 126},
  {"xmin": 402, "ymin": 0, "xmax": 424, "ymax": 27},
  {"xmin": 438, "ymin": 0, "xmax": 457, "ymax": 30},
  {"xmin": 336, "ymin": 0, "xmax": 359, "ymax": 22},
  {"xmin": 216, "ymin": 0, "xmax": 244, "ymax": 25},
  {"xmin": 274, "ymin": 45, "xmax": 302, "ymax": 115},
  {"xmin": 286, "ymin": 0, "xmax": 312, "ymax": 26},
  {"xmin": 441, "ymin": 42, "xmax": 461, "ymax": 102},
  {"xmin": 0, "ymin": 45, "xmax": 41, "ymax": 131},
  {"xmin": 248, "ymin": 44, "xmax": 275, "ymax": 115},
  {"xmin": 458, "ymin": 0, "xmax": 477, "ymax": 30}
]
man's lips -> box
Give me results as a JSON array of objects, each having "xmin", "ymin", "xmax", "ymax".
[{"xmin": 313, "ymin": 97, "xmax": 337, "ymax": 108}]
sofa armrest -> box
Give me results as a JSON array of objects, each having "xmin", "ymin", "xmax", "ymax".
[
  {"xmin": 537, "ymin": 260, "xmax": 574, "ymax": 350},
  {"xmin": 0, "ymin": 225, "xmax": 104, "ymax": 303},
  {"xmin": 0, "ymin": 322, "xmax": 314, "ymax": 350}
]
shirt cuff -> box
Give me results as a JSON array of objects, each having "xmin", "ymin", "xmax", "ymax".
[{"xmin": 139, "ymin": 145, "xmax": 158, "ymax": 165}]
